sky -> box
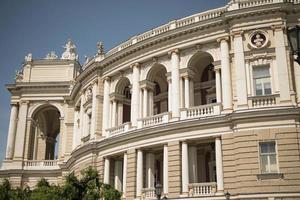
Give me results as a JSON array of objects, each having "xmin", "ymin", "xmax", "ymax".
[{"xmin": 0, "ymin": 0, "xmax": 228, "ymax": 165}]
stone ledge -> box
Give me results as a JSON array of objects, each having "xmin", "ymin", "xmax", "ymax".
[{"xmin": 257, "ymin": 173, "xmax": 284, "ymax": 180}]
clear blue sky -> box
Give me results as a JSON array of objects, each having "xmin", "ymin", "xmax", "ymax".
[{"xmin": 0, "ymin": 0, "xmax": 227, "ymax": 164}]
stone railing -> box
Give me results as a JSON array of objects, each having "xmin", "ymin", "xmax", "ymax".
[
  {"xmin": 249, "ymin": 94, "xmax": 279, "ymax": 108},
  {"xmin": 188, "ymin": 182, "xmax": 217, "ymax": 197},
  {"xmin": 142, "ymin": 188, "xmax": 156, "ymax": 199},
  {"xmin": 228, "ymin": 0, "xmax": 299, "ymax": 10},
  {"xmin": 24, "ymin": 160, "xmax": 59, "ymax": 170},
  {"xmin": 137, "ymin": 112, "xmax": 171, "ymax": 128},
  {"xmin": 106, "ymin": 122, "xmax": 132, "ymax": 137},
  {"xmin": 105, "ymin": 7, "xmax": 226, "ymax": 58},
  {"xmin": 180, "ymin": 103, "xmax": 221, "ymax": 120}
]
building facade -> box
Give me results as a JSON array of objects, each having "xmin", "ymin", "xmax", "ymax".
[{"xmin": 1, "ymin": 0, "xmax": 300, "ymax": 199}]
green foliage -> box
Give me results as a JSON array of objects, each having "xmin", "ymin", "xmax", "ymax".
[{"xmin": 0, "ymin": 167, "xmax": 121, "ymax": 200}]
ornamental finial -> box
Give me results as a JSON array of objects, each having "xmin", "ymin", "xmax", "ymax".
[
  {"xmin": 97, "ymin": 41, "xmax": 104, "ymax": 55},
  {"xmin": 61, "ymin": 39, "xmax": 78, "ymax": 60}
]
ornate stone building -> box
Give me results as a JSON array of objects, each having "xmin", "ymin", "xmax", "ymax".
[{"xmin": 1, "ymin": 0, "xmax": 300, "ymax": 199}]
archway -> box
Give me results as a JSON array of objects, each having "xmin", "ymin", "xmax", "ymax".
[
  {"xmin": 28, "ymin": 105, "xmax": 61, "ymax": 160},
  {"xmin": 188, "ymin": 52, "xmax": 216, "ymax": 106},
  {"xmin": 146, "ymin": 64, "xmax": 168, "ymax": 116},
  {"xmin": 114, "ymin": 77, "xmax": 131, "ymax": 125}
]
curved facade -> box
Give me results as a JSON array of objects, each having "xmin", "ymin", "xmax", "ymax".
[{"xmin": 1, "ymin": 0, "xmax": 300, "ymax": 199}]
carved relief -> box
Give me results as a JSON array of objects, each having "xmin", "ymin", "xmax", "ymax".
[{"xmin": 249, "ymin": 30, "xmax": 269, "ymax": 49}]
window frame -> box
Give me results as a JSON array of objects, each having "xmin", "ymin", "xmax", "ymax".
[
  {"xmin": 258, "ymin": 141, "xmax": 279, "ymax": 174},
  {"xmin": 252, "ymin": 64, "xmax": 272, "ymax": 96}
]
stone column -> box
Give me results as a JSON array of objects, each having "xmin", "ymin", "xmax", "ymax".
[
  {"xmin": 189, "ymin": 146, "xmax": 198, "ymax": 183},
  {"xmin": 170, "ymin": 49, "xmax": 180, "ymax": 118},
  {"xmin": 163, "ymin": 144, "xmax": 168, "ymax": 195},
  {"xmin": 146, "ymin": 153, "xmax": 155, "ymax": 188},
  {"xmin": 5, "ymin": 103, "xmax": 19, "ymax": 159},
  {"xmin": 168, "ymin": 78, "xmax": 172, "ymax": 111},
  {"xmin": 102, "ymin": 77, "xmax": 110, "ymax": 135},
  {"xmin": 117, "ymin": 102, "xmax": 123, "ymax": 125},
  {"xmin": 181, "ymin": 141, "xmax": 189, "ymax": 195},
  {"xmin": 136, "ymin": 149, "xmax": 143, "ymax": 197},
  {"xmin": 148, "ymin": 90, "xmax": 154, "ymax": 116},
  {"xmin": 79, "ymin": 95, "xmax": 85, "ymax": 140},
  {"xmin": 245, "ymin": 60, "xmax": 251, "ymax": 96},
  {"xmin": 90, "ymin": 81, "xmax": 98, "ymax": 139},
  {"xmin": 215, "ymin": 68, "xmax": 222, "ymax": 103},
  {"xmin": 104, "ymin": 157, "xmax": 110, "ymax": 184},
  {"xmin": 139, "ymin": 88, "xmax": 143, "ymax": 118},
  {"xmin": 294, "ymin": 60, "xmax": 300, "ymax": 104},
  {"xmin": 72, "ymin": 108, "xmax": 79, "ymax": 150},
  {"xmin": 180, "ymin": 77, "xmax": 184, "ymax": 108},
  {"xmin": 274, "ymin": 26, "xmax": 291, "ymax": 103},
  {"xmin": 13, "ymin": 101, "xmax": 29, "ymax": 160},
  {"xmin": 218, "ymin": 37, "xmax": 233, "ymax": 111},
  {"xmin": 233, "ymin": 32, "xmax": 248, "ymax": 108},
  {"xmin": 143, "ymin": 88, "xmax": 148, "ymax": 117},
  {"xmin": 190, "ymin": 80, "xmax": 194, "ymax": 107},
  {"xmin": 184, "ymin": 76, "xmax": 190, "ymax": 108},
  {"xmin": 215, "ymin": 137, "xmax": 224, "ymax": 192},
  {"xmin": 114, "ymin": 160, "xmax": 123, "ymax": 191},
  {"xmin": 123, "ymin": 153, "xmax": 128, "ymax": 195},
  {"xmin": 59, "ymin": 117, "xmax": 65, "ymax": 159},
  {"xmin": 131, "ymin": 63, "xmax": 140, "ymax": 126},
  {"xmin": 112, "ymin": 100, "xmax": 117, "ymax": 127}
]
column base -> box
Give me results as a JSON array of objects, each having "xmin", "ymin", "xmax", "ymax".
[{"xmin": 180, "ymin": 192, "xmax": 189, "ymax": 197}]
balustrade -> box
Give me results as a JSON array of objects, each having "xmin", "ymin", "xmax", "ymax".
[
  {"xmin": 24, "ymin": 160, "xmax": 59, "ymax": 170},
  {"xmin": 188, "ymin": 182, "xmax": 217, "ymax": 196},
  {"xmin": 142, "ymin": 188, "xmax": 156, "ymax": 199},
  {"xmin": 106, "ymin": 122, "xmax": 132, "ymax": 137},
  {"xmin": 137, "ymin": 112, "xmax": 171, "ymax": 129},
  {"xmin": 181, "ymin": 103, "xmax": 221, "ymax": 120},
  {"xmin": 249, "ymin": 95, "xmax": 279, "ymax": 108}
]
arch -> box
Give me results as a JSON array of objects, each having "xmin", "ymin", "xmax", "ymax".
[
  {"xmin": 28, "ymin": 102, "xmax": 64, "ymax": 119},
  {"xmin": 28, "ymin": 104, "xmax": 61, "ymax": 160},
  {"xmin": 115, "ymin": 77, "xmax": 131, "ymax": 95},
  {"xmin": 145, "ymin": 64, "xmax": 169, "ymax": 115},
  {"xmin": 187, "ymin": 51, "xmax": 216, "ymax": 106}
]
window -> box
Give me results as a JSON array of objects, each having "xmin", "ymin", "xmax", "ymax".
[
  {"xmin": 253, "ymin": 65, "xmax": 272, "ymax": 96},
  {"xmin": 259, "ymin": 142, "xmax": 278, "ymax": 173}
]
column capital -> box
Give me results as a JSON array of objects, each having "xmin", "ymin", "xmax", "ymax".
[
  {"xmin": 91, "ymin": 78, "xmax": 98, "ymax": 85},
  {"xmin": 168, "ymin": 48, "xmax": 180, "ymax": 57},
  {"xmin": 217, "ymin": 36, "xmax": 230, "ymax": 43},
  {"xmin": 103, "ymin": 76, "xmax": 111, "ymax": 82},
  {"xmin": 231, "ymin": 30, "xmax": 244, "ymax": 37},
  {"xmin": 10, "ymin": 102, "xmax": 19, "ymax": 107},
  {"xmin": 130, "ymin": 62, "xmax": 140, "ymax": 69},
  {"xmin": 139, "ymin": 80, "xmax": 155, "ymax": 91},
  {"xmin": 180, "ymin": 68, "xmax": 195, "ymax": 79},
  {"xmin": 271, "ymin": 24, "xmax": 285, "ymax": 32}
]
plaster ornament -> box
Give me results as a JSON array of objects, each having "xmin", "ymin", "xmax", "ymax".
[
  {"xmin": 24, "ymin": 53, "xmax": 32, "ymax": 62},
  {"xmin": 97, "ymin": 41, "xmax": 104, "ymax": 55},
  {"xmin": 15, "ymin": 70, "xmax": 23, "ymax": 82},
  {"xmin": 61, "ymin": 39, "xmax": 78, "ymax": 60},
  {"xmin": 45, "ymin": 51, "xmax": 58, "ymax": 59},
  {"xmin": 249, "ymin": 31, "xmax": 268, "ymax": 49}
]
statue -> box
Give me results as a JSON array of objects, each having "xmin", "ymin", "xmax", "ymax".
[
  {"xmin": 15, "ymin": 70, "xmax": 23, "ymax": 82},
  {"xmin": 24, "ymin": 53, "xmax": 32, "ymax": 62},
  {"xmin": 45, "ymin": 51, "xmax": 58, "ymax": 59},
  {"xmin": 97, "ymin": 41, "xmax": 104, "ymax": 55},
  {"xmin": 253, "ymin": 33, "xmax": 265, "ymax": 48},
  {"xmin": 61, "ymin": 39, "xmax": 78, "ymax": 60}
]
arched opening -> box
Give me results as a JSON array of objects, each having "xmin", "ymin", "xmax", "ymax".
[
  {"xmin": 28, "ymin": 105, "xmax": 61, "ymax": 160},
  {"xmin": 114, "ymin": 77, "xmax": 131, "ymax": 126},
  {"xmin": 145, "ymin": 64, "xmax": 168, "ymax": 116},
  {"xmin": 189, "ymin": 52, "xmax": 216, "ymax": 106}
]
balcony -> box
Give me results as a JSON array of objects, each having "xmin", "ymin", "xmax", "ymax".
[
  {"xmin": 106, "ymin": 122, "xmax": 132, "ymax": 137},
  {"xmin": 180, "ymin": 103, "xmax": 221, "ymax": 120},
  {"xmin": 248, "ymin": 94, "xmax": 279, "ymax": 108},
  {"xmin": 188, "ymin": 182, "xmax": 217, "ymax": 197},
  {"xmin": 23, "ymin": 160, "xmax": 60, "ymax": 170},
  {"xmin": 137, "ymin": 112, "xmax": 171, "ymax": 129},
  {"xmin": 142, "ymin": 188, "xmax": 156, "ymax": 200}
]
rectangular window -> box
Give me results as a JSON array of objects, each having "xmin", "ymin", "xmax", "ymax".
[
  {"xmin": 259, "ymin": 142, "xmax": 278, "ymax": 173},
  {"xmin": 253, "ymin": 65, "xmax": 272, "ymax": 96}
]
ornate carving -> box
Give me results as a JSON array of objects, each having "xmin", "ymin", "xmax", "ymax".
[
  {"xmin": 97, "ymin": 41, "xmax": 105, "ymax": 55},
  {"xmin": 15, "ymin": 70, "xmax": 23, "ymax": 82},
  {"xmin": 249, "ymin": 30, "xmax": 268, "ymax": 49},
  {"xmin": 45, "ymin": 51, "xmax": 58, "ymax": 59},
  {"xmin": 61, "ymin": 39, "xmax": 78, "ymax": 60},
  {"xmin": 24, "ymin": 53, "xmax": 32, "ymax": 62}
]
